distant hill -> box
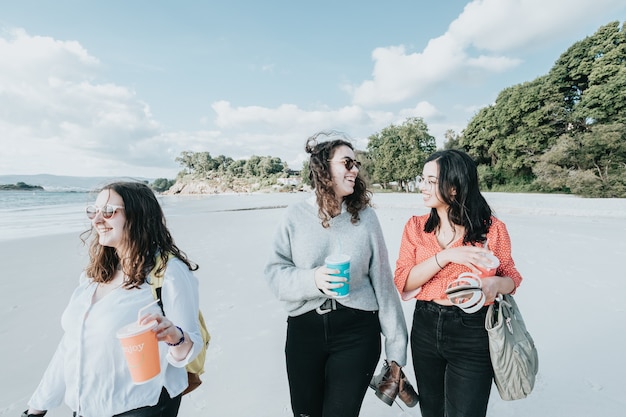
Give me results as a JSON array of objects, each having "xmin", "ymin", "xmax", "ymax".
[{"xmin": 0, "ymin": 174, "xmax": 154, "ymax": 192}]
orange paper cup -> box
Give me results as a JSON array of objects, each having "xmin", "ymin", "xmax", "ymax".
[
  {"xmin": 116, "ymin": 320, "xmax": 160, "ymax": 384},
  {"xmin": 476, "ymin": 253, "xmax": 500, "ymax": 277}
]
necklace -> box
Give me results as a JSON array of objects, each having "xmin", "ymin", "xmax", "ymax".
[{"xmin": 437, "ymin": 226, "xmax": 458, "ymax": 248}]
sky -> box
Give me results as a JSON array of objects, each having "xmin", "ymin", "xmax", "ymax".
[{"xmin": 0, "ymin": 0, "xmax": 625, "ymax": 179}]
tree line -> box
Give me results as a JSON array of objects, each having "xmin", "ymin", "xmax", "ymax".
[
  {"xmin": 160, "ymin": 21, "xmax": 625, "ymax": 198},
  {"xmin": 150, "ymin": 152, "xmax": 290, "ymax": 192},
  {"xmin": 454, "ymin": 20, "xmax": 626, "ymax": 197}
]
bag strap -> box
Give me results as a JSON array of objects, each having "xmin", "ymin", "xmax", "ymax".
[{"xmin": 150, "ymin": 253, "xmax": 173, "ymax": 315}]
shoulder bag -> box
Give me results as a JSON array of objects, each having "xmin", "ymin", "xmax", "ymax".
[{"xmin": 485, "ymin": 294, "xmax": 539, "ymax": 401}]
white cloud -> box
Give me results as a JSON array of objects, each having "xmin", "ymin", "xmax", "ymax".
[
  {"xmin": 0, "ymin": 29, "xmax": 171, "ymax": 176},
  {"xmin": 0, "ymin": 25, "xmax": 397, "ymax": 177},
  {"xmin": 466, "ymin": 55, "xmax": 521, "ymax": 72},
  {"xmin": 212, "ymin": 100, "xmax": 372, "ymax": 130},
  {"xmin": 350, "ymin": 0, "xmax": 625, "ymax": 107},
  {"xmin": 208, "ymin": 100, "xmax": 400, "ymax": 167},
  {"xmin": 1, "ymin": 1, "xmax": 623, "ymax": 178},
  {"xmin": 450, "ymin": 0, "xmax": 625, "ymax": 52},
  {"xmin": 351, "ymin": 39, "xmax": 466, "ymax": 106},
  {"xmin": 398, "ymin": 102, "xmax": 442, "ymax": 121}
]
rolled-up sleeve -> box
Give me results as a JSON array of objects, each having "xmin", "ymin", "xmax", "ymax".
[{"xmin": 161, "ymin": 259, "xmax": 203, "ymax": 367}]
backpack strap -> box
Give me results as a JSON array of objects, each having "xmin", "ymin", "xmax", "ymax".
[{"xmin": 149, "ymin": 252, "xmax": 173, "ymax": 315}]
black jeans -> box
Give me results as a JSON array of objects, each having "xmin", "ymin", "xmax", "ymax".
[
  {"xmin": 411, "ymin": 300, "xmax": 493, "ymax": 417},
  {"xmin": 73, "ymin": 387, "xmax": 182, "ymax": 417},
  {"xmin": 285, "ymin": 306, "xmax": 381, "ymax": 417}
]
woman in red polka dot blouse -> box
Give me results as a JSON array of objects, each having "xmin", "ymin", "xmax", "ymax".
[{"xmin": 394, "ymin": 149, "xmax": 523, "ymax": 417}]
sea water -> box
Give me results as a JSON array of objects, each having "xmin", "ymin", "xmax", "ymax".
[
  {"xmin": 0, "ymin": 190, "xmax": 306, "ymax": 242},
  {"xmin": 0, "ymin": 190, "xmax": 95, "ymax": 242},
  {"xmin": 3, "ymin": 189, "xmax": 625, "ymax": 243}
]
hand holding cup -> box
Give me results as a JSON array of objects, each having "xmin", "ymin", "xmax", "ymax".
[
  {"xmin": 324, "ymin": 254, "xmax": 350, "ymax": 298},
  {"xmin": 314, "ymin": 265, "xmax": 348, "ymax": 297}
]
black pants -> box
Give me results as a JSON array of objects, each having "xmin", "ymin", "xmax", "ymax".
[
  {"xmin": 73, "ymin": 387, "xmax": 182, "ymax": 417},
  {"xmin": 285, "ymin": 306, "xmax": 381, "ymax": 417},
  {"xmin": 411, "ymin": 301, "xmax": 493, "ymax": 417}
]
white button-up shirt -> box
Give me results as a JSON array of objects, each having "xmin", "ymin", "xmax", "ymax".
[{"xmin": 28, "ymin": 258, "xmax": 202, "ymax": 417}]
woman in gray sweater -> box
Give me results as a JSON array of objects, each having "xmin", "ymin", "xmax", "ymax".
[{"xmin": 264, "ymin": 131, "xmax": 409, "ymax": 417}]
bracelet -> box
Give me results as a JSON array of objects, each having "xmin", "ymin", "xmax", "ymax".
[
  {"xmin": 166, "ymin": 326, "xmax": 185, "ymax": 346},
  {"xmin": 434, "ymin": 253, "xmax": 444, "ymax": 269}
]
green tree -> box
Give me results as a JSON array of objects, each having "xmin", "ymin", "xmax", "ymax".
[
  {"xmin": 534, "ymin": 123, "xmax": 626, "ymax": 197},
  {"xmin": 461, "ymin": 21, "xmax": 626, "ymax": 196},
  {"xmin": 175, "ymin": 151, "xmax": 216, "ymax": 176},
  {"xmin": 443, "ymin": 129, "xmax": 461, "ymax": 150},
  {"xmin": 367, "ymin": 117, "xmax": 436, "ymax": 190},
  {"xmin": 461, "ymin": 77, "xmax": 564, "ymax": 186},
  {"xmin": 258, "ymin": 156, "xmax": 286, "ymax": 176},
  {"xmin": 301, "ymin": 160, "xmax": 310, "ymax": 186},
  {"xmin": 151, "ymin": 178, "xmax": 175, "ymax": 192}
]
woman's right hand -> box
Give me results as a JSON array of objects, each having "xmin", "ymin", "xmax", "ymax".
[{"xmin": 314, "ymin": 266, "xmax": 346, "ymax": 297}]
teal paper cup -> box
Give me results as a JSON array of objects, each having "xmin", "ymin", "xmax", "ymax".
[{"xmin": 325, "ymin": 254, "xmax": 350, "ymax": 298}]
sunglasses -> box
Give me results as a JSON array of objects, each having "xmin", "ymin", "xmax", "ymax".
[
  {"xmin": 328, "ymin": 157, "xmax": 361, "ymax": 171},
  {"xmin": 86, "ymin": 204, "xmax": 125, "ymax": 220}
]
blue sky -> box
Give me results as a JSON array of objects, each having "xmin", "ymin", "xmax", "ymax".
[{"xmin": 1, "ymin": 0, "xmax": 624, "ymax": 178}]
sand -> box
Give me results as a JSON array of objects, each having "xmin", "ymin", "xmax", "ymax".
[{"xmin": 1, "ymin": 192, "xmax": 624, "ymax": 417}]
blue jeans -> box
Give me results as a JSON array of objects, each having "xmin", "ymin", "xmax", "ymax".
[
  {"xmin": 285, "ymin": 306, "xmax": 381, "ymax": 417},
  {"xmin": 411, "ymin": 301, "xmax": 493, "ymax": 417}
]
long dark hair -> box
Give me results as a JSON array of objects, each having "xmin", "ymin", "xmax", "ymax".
[
  {"xmin": 305, "ymin": 131, "xmax": 371, "ymax": 228},
  {"xmin": 81, "ymin": 181, "xmax": 198, "ymax": 288},
  {"xmin": 423, "ymin": 149, "xmax": 492, "ymax": 244}
]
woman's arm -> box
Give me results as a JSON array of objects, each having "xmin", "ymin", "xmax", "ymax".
[
  {"xmin": 143, "ymin": 259, "xmax": 203, "ymax": 367},
  {"xmin": 394, "ymin": 217, "xmax": 492, "ymax": 294},
  {"xmin": 367, "ymin": 212, "xmax": 408, "ymax": 367},
  {"xmin": 264, "ymin": 207, "xmax": 327, "ymax": 302}
]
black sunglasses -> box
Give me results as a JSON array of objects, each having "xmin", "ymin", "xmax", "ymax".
[{"xmin": 328, "ymin": 157, "xmax": 361, "ymax": 171}]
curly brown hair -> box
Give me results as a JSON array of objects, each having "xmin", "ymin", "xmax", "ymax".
[
  {"xmin": 81, "ymin": 181, "xmax": 198, "ymax": 289},
  {"xmin": 305, "ymin": 130, "xmax": 371, "ymax": 228}
]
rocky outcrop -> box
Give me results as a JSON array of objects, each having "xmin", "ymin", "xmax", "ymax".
[{"xmin": 164, "ymin": 177, "xmax": 272, "ymax": 195}]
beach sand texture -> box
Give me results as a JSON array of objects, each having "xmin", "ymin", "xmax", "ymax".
[{"xmin": 1, "ymin": 192, "xmax": 625, "ymax": 417}]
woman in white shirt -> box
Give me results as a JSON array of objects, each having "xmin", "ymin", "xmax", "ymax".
[{"xmin": 23, "ymin": 181, "xmax": 202, "ymax": 417}]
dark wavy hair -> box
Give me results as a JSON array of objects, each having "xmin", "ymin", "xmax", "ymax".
[
  {"xmin": 423, "ymin": 149, "xmax": 492, "ymax": 245},
  {"xmin": 81, "ymin": 181, "xmax": 198, "ymax": 289},
  {"xmin": 305, "ymin": 131, "xmax": 371, "ymax": 228}
]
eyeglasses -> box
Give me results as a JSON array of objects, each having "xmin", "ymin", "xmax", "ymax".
[
  {"xmin": 328, "ymin": 157, "xmax": 361, "ymax": 171},
  {"xmin": 86, "ymin": 204, "xmax": 125, "ymax": 220},
  {"xmin": 416, "ymin": 175, "xmax": 438, "ymax": 190}
]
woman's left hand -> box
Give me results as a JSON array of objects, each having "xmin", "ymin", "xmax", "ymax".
[{"xmin": 140, "ymin": 313, "xmax": 183, "ymax": 345}]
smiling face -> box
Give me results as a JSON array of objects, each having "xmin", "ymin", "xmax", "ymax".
[
  {"xmin": 92, "ymin": 189, "xmax": 127, "ymax": 251},
  {"xmin": 419, "ymin": 160, "xmax": 448, "ymax": 211},
  {"xmin": 329, "ymin": 145, "xmax": 359, "ymax": 203}
]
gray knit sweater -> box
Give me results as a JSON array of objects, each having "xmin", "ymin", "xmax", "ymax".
[{"xmin": 264, "ymin": 197, "xmax": 408, "ymax": 365}]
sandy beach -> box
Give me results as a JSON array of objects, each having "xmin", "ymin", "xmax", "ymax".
[{"xmin": 1, "ymin": 192, "xmax": 625, "ymax": 417}]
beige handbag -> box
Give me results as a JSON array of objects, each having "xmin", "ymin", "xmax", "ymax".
[{"xmin": 485, "ymin": 294, "xmax": 539, "ymax": 400}]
